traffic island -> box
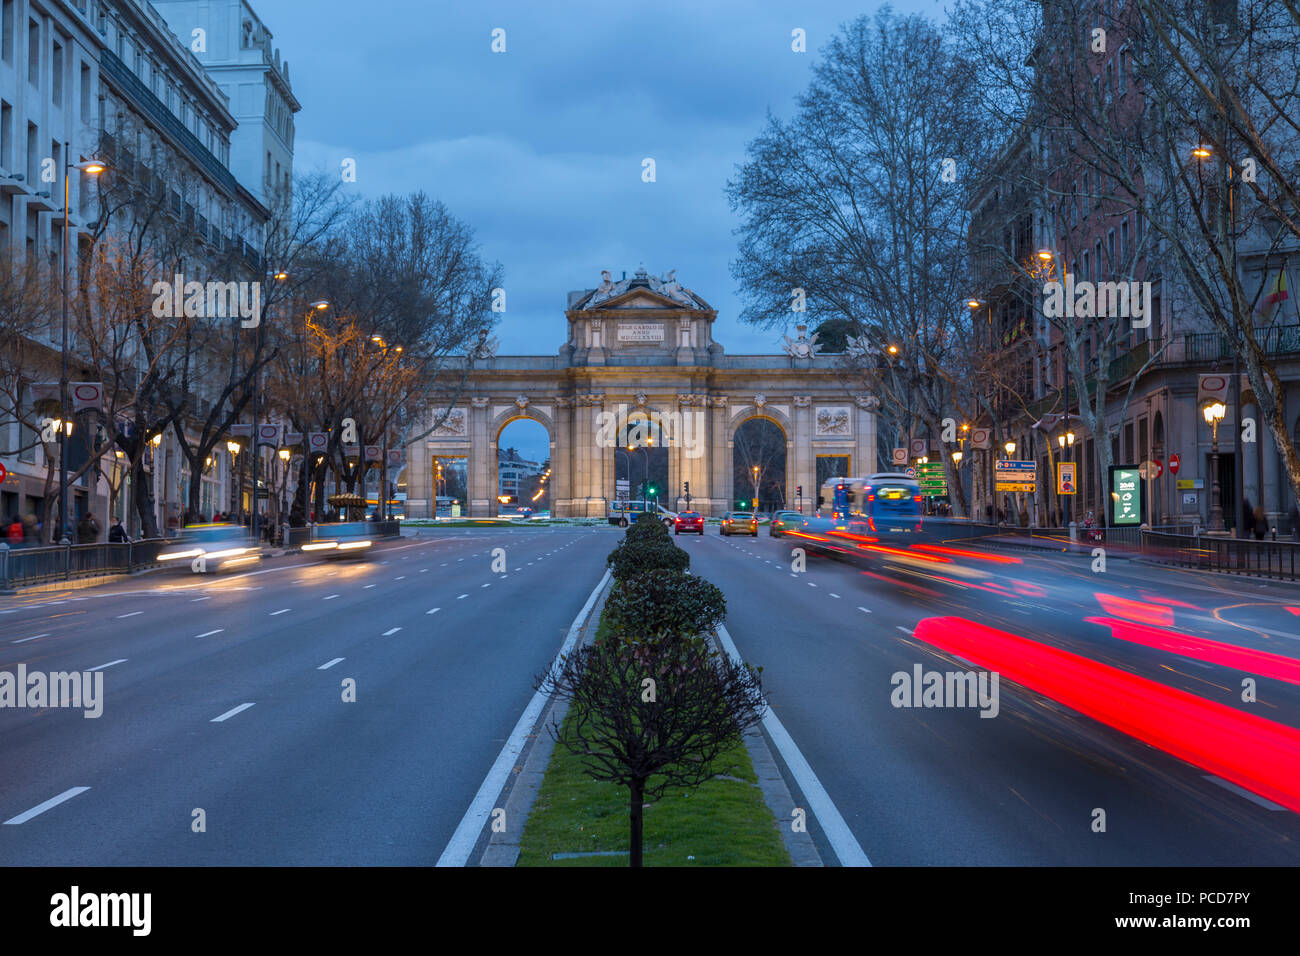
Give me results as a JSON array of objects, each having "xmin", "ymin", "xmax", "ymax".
[{"xmin": 501, "ymin": 518, "xmax": 805, "ymax": 867}]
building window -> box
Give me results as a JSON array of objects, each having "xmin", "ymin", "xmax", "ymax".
[
  {"xmin": 1107, "ymin": 229, "xmax": 1115, "ymax": 271},
  {"xmin": 80, "ymin": 62, "xmax": 91, "ymax": 118},
  {"xmin": 52, "ymin": 41, "xmax": 63, "ymax": 106},
  {"xmin": 1, "ymin": 0, "xmax": 13, "ymax": 63},
  {"xmin": 1082, "ymin": 251, "xmax": 1090, "ymax": 283},
  {"xmin": 1120, "ymin": 218, "xmax": 1129, "ymax": 261},
  {"xmin": 27, "ymin": 18, "xmax": 38, "ymax": 86},
  {"xmin": 1117, "ymin": 46, "xmax": 1127, "ymax": 95}
]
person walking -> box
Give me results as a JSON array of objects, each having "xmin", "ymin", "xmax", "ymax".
[
  {"xmin": 108, "ymin": 518, "xmax": 129, "ymax": 543},
  {"xmin": 6, "ymin": 516, "xmax": 23, "ymax": 548},
  {"xmin": 1242, "ymin": 498, "xmax": 1255, "ymax": 539},
  {"xmin": 1253, "ymin": 505, "xmax": 1268, "ymax": 541},
  {"xmin": 77, "ymin": 511, "xmax": 100, "ymax": 544}
]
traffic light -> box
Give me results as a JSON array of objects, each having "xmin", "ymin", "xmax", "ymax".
[
  {"xmin": 683, "ymin": 481, "xmax": 689, "ymax": 495},
  {"xmin": 647, "ymin": 485, "xmax": 657, "ymax": 497},
  {"xmin": 797, "ymin": 485, "xmax": 802, "ymax": 497}
]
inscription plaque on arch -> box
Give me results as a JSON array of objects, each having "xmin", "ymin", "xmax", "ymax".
[{"xmin": 617, "ymin": 322, "xmax": 664, "ymax": 342}]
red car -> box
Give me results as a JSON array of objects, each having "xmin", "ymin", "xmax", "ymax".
[{"xmin": 674, "ymin": 511, "xmax": 704, "ymax": 535}]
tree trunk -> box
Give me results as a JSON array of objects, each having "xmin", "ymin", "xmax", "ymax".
[{"xmin": 629, "ymin": 779, "xmax": 645, "ymax": 868}]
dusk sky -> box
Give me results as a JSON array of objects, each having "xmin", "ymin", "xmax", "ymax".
[{"xmin": 254, "ymin": 0, "xmax": 945, "ymax": 363}]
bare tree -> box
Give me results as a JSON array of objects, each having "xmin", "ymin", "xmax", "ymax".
[{"xmin": 726, "ymin": 10, "xmax": 990, "ymax": 515}]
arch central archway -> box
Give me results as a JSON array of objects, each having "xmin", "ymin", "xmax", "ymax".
[
  {"xmin": 491, "ymin": 410, "xmax": 554, "ymax": 516},
  {"xmin": 732, "ymin": 416, "xmax": 788, "ymax": 514}
]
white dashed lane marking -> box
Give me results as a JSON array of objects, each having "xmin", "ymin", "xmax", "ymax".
[
  {"xmin": 3, "ymin": 787, "xmax": 91, "ymax": 825},
  {"xmin": 116, "ymin": 611, "xmax": 143, "ymax": 619},
  {"xmin": 382, "ymin": 627, "xmax": 402, "ymax": 636},
  {"xmin": 195, "ymin": 629, "xmax": 224, "ymax": 638},
  {"xmin": 88, "ymin": 659, "xmax": 127, "ymax": 671},
  {"xmin": 211, "ymin": 703, "xmax": 255, "ymax": 723},
  {"xmin": 269, "ymin": 609, "xmax": 290, "ymax": 616},
  {"xmin": 12, "ymin": 634, "xmax": 50, "ymax": 644}
]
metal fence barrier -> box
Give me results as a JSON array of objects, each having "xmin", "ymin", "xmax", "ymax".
[
  {"xmin": 0, "ymin": 539, "xmax": 171, "ymax": 590},
  {"xmin": 1141, "ymin": 531, "xmax": 1300, "ymax": 582}
]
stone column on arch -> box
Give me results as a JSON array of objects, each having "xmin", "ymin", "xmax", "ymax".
[
  {"xmin": 793, "ymin": 396, "xmax": 813, "ymax": 513},
  {"xmin": 674, "ymin": 393, "xmax": 708, "ymax": 511},
  {"xmin": 855, "ymin": 394, "xmax": 880, "ymax": 478},
  {"xmin": 468, "ymin": 396, "xmax": 492, "ymax": 516},
  {"xmin": 552, "ymin": 396, "xmax": 573, "ymax": 517},
  {"xmin": 709, "ymin": 396, "xmax": 730, "ymax": 516}
]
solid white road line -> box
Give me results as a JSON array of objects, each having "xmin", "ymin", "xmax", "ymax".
[
  {"xmin": 3, "ymin": 787, "xmax": 91, "ymax": 825},
  {"xmin": 382, "ymin": 627, "xmax": 402, "ymax": 636},
  {"xmin": 324, "ymin": 594, "xmax": 339, "ymax": 600},
  {"xmin": 88, "ymin": 659, "xmax": 127, "ymax": 671},
  {"xmin": 269, "ymin": 609, "xmax": 290, "ymax": 616},
  {"xmin": 211, "ymin": 703, "xmax": 255, "ymax": 723},
  {"xmin": 195, "ymin": 629, "xmax": 224, "ymax": 638},
  {"xmin": 116, "ymin": 611, "xmax": 143, "ymax": 618},
  {"xmin": 716, "ymin": 623, "xmax": 872, "ymax": 867},
  {"xmin": 12, "ymin": 634, "xmax": 50, "ymax": 644},
  {"xmin": 437, "ymin": 569, "xmax": 612, "ymax": 867},
  {"xmin": 318, "ymin": 658, "xmax": 344, "ymax": 670}
]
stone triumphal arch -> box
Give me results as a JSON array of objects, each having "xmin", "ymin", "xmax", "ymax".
[{"xmin": 403, "ymin": 268, "xmax": 879, "ymax": 518}]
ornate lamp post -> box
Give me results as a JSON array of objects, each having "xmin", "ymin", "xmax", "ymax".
[{"xmin": 1204, "ymin": 401, "xmax": 1226, "ymax": 532}]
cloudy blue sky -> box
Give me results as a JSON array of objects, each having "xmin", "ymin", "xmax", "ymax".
[{"xmin": 255, "ymin": 0, "xmax": 946, "ymax": 363}]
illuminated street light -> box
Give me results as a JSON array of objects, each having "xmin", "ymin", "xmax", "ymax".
[
  {"xmin": 1004, "ymin": 441, "xmax": 1016, "ymax": 455},
  {"xmin": 1204, "ymin": 402, "xmax": 1226, "ymax": 531},
  {"xmin": 1192, "ymin": 144, "xmax": 1212, "ymax": 159}
]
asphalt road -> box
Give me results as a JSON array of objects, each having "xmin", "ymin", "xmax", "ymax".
[
  {"xmin": 4, "ymin": 521, "xmax": 1298, "ymax": 866},
  {"xmin": 683, "ymin": 524, "xmax": 1300, "ymax": 865},
  {"xmin": 0, "ymin": 527, "xmax": 618, "ymax": 865}
]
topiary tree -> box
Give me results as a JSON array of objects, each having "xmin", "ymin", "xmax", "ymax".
[
  {"xmin": 606, "ymin": 536, "xmax": 689, "ymax": 581},
  {"xmin": 602, "ymin": 569, "xmax": 726, "ymax": 643},
  {"xmin": 537, "ymin": 634, "xmax": 765, "ymax": 867}
]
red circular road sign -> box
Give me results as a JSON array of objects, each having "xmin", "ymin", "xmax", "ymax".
[
  {"xmin": 1169, "ymin": 453, "xmax": 1181, "ymax": 475},
  {"xmin": 1152, "ymin": 458, "xmax": 1164, "ymax": 478},
  {"xmin": 0, "ymin": 462, "xmax": 6, "ymax": 483}
]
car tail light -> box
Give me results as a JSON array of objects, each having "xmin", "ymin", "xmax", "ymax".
[
  {"xmin": 867, "ymin": 494, "xmax": 875, "ymax": 502},
  {"xmin": 914, "ymin": 495, "xmax": 922, "ymax": 502}
]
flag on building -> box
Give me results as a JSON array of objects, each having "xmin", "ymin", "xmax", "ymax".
[{"xmin": 1257, "ymin": 269, "xmax": 1288, "ymax": 314}]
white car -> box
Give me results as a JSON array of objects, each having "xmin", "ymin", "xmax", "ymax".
[{"xmin": 158, "ymin": 525, "xmax": 262, "ymax": 573}]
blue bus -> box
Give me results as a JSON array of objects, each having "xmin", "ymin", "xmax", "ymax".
[{"xmin": 818, "ymin": 473, "xmax": 923, "ymax": 535}]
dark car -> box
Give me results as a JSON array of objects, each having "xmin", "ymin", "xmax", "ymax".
[
  {"xmin": 720, "ymin": 512, "xmax": 758, "ymax": 537},
  {"xmin": 674, "ymin": 511, "xmax": 704, "ymax": 535},
  {"xmin": 768, "ymin": 511, "xmax": 804, "ymax": 537}
]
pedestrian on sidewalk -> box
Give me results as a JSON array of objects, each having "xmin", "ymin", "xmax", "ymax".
[
  {"xmin": 6, "ymin": 516, "xmax": 23, "ymax": 547},
  {"xmin": 1253, "ymin": 505, "xmax": 1267, "ymax": 541},
  {"xmin": 108, "ymin": 518, "xmax": 129, "ymax": 543},
  {"xmin": 77, "ymin": 511, "xmax": 100, "ymax": 544}
]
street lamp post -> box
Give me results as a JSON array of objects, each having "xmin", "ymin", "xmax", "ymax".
[
  {"xmin": 1194, "ymin": 144, "xmax": 1244, "ymax": 535},
  {"xmin": 1003, "ymin": 441, "xmax": 1016, "ymax": 524},
  {"xmin": 1205, "ymin": 401, "xmax": 1226, "ymax": 531},
  {"xmin": 59, "ymin": 149, "xmax": 106, "ymax": 543},
  {"xmin": 277, "ymin": 448, "xmax": 291, "ymax": 543},
  {"xmin": 227, "ymin": 440, "xmax": 242, "ymax": 522}
]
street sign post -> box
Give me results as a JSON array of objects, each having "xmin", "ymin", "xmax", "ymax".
[
  {"xmin": 1056, "ymin": 461, "xmax": 1076, "ymax": 495},
  {"xmin": 916, "ymin": 462, "xmax": 947, "ymax": 497},
  {"xmin": 1109, "ymin": 465, "xmax": 1144, "ymax": 526},
  {"xmin": 996, "ymin": 460, "xmax": 1036, "ymax": 493}
]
